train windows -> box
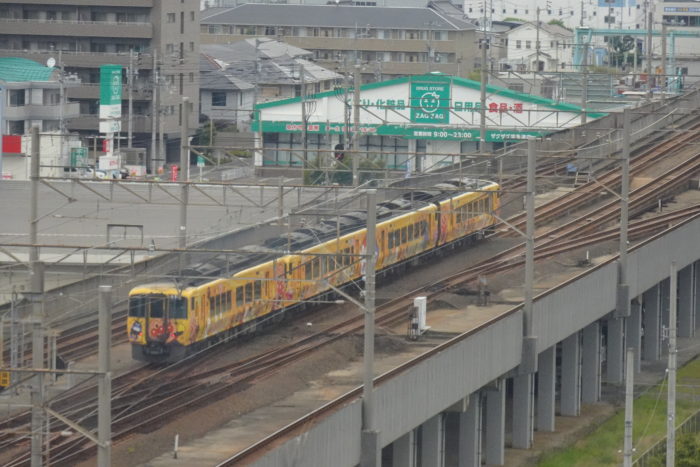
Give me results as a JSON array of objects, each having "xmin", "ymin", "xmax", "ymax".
[
  {"xmin": 421, "ymin": 221, "xmax": 427, "ymax": 235},
  {"xmin": 401, "ymin": 227, "xmax": 407, "ymax": 244},
  {"xmin": 128, "ymin": 296, "xmax": 146, "ymax": 317},
  {"xmin": 149, "ymin": 296, "xmax": 165, "ymax": 318},
  {"xmin": 305, "ymin": 263, "xmax": 312, "ymax": 280},
  {"xmin": 312, "ymin": 258, "xmax": 320, "ymax": 278},
  {"xmin": 254, "ymin": 280, "xmax": 261, "ymax": 300},
  {"xmin": 245, "ymin": 283, "xmax": 253, "ymax": 303},
  {"xmin": 345, "ymin": 248, "xmax": 352, "ymax": 267},
  {"xmin": 236, "ymin": 287, "xmax": 243, "ymax": 306},
  {"xmin": 388, "ymin": 230, "xmax": 393, "ymax": 248},
  {"xmin": 171, "ymin": 297, "xmax": 187, "ymax": 319},
  {"xmin": 408, "ymin": 224, "xmax": 414, "ymax": 241},
  {"xmin": 227, "ymin": 291, "xmax": 232, "ymax": 311}
]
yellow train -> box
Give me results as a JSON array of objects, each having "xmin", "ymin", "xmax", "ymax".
[{"xmin": 127, "ymin": 178, "xmax": 501, "ymax": 362}]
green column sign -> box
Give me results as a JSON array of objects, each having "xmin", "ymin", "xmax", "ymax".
[
  {"xmin": 99, "ymin": 64, "xmax": 122, "ymax": 133},
  {"xmin": 410, "ymin": 81, "xmax": 450, "ymax": 124}
]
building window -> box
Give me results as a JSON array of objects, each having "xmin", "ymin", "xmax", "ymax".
[
  {"xmin": 190, "ymin": 11, "xmax": 195, "ymax": 21},
  {"xmin": 8, "ymin": 120, "xmax": 24, "ymax": 134},
  {"xmin": 190, "ymin": 41, "xmax": 195, "ymax": 51},
  {"xmin": 525, "ymin": 40, "xmax": 531, "ymax": 49},
  {"xmin": 42, "ymin": 120, "xmax": 60, "ymax": 131},
  {"xmin": 211, "ymin": 92, "xmax": 226, "ymax": 107},
  {"xmin": 189, "ymin": 72, "xmax": 194, "ymax": 83},
  {"xmin": 265, "ymin": 26, "xmax": 276, "ymax": 35},
  {"xmin": 166, "ymin": 43, "xmax": 174, "ymax": 54},
  {"xmin": 604, "ymin": 15, "xmax": 615, "ymax": 24},
  {"xmin": 516, "ymin": 40, "xmax": 521, "ymax": 49},
  {"xmin": 167, "ymin": 13, "xmax": 176, "ymax": 23},
  {"xmin": 9, "ymin": 89, "xmax": 25, "ymax": 107}
]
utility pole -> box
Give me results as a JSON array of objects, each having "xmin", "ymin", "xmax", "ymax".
[
  {"xmin": 352, "ymin": 64, "xmax": 361, "ymax": 186},
  {"xmin": 179, "ymin": 96, "xmax": 189, "ymax": 251},
  {"xmin": 615, "ymin": 108, "xmax": 630, "ymax": 320},
  {"xmin": 29, "ymin": 126, "xmax": 40, "ymax": 263},
  {"xmin": 151, "ymin": 50, "xmax": 158, "ymax": 175},
  {"xmin": 623, "ymin": 347, "xmax": 634, "ymax": 467},
  {"xmin": 97, "ymin": 285, "xmax": 112, "ymax": 467},
  {"xmin": 128, "ymin": 49, "xmax": 134, "ymax": 148},
  {"xmin": 360, "ymin": 189, "xmax": 379, "ymax": 467},
  {"xmin": 667, "ymin": 261, "xmax": 677, "ymax": 467},
  {"xmin": 581, "ymin": 43, "xmax": 589, "ymax": 125},
  {"xmin": 580, "ymin": 0, "xmax": 584, "ymax": 27},
  {"xmin": 29, "ymin": 260, "xmax": 45, "ymax": 467},
  {"xmin": 646, "ymin": 11, "xmax": 653, "ymax": 99},
  {"xmin": 58, "ymin": 50, "xmax": 65, "ymax": 171},
  {"xmin": 479, "ymin": 38, "xmax": 488, "ymax": 153},
  {"xmin": 536, "ymin": 7, "xmax": 541, "ymax": 73},
  {"xmin": 522, "ymin": 139, "xmax": 538, "ymax": 375},
  {"xmin": 300, "ymin": 64, "xmax": 307, "ymax": 169},
  {"xmin": 661, "ymin": 22, "xmax": 667, "ymax": 100}
]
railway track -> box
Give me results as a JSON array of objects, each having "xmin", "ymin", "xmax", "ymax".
[
  {"xmin": 5, "ymin": 112, "xmax": 694, "ymax": 373},
  {"xmin": 2, "ymin": 195, "xmax": 699, "ymax": 466},
  {"xmin": 2, "ymin": 111, "xmax": 699, "ymax": 465}
]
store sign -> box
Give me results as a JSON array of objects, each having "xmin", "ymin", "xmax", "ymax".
[
  {"xmin": 99, "ymin": 64, "xmax": 122, "ymax": 133},
  {"xmin": 259, "ymin": 121, "xmax": 545, "ymax": 142},
  {"xmin": 410, "ymin": 81, "xmax": 450, "ymax": 124},
  {"xmin": 70, "ymin": 147, "xmax": 88, "ymax": 167}
]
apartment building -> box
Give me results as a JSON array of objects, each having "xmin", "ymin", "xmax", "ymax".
[
  {"xmin": 200, "ymin": 4, "xmax": 478, "ymax": 82},
  {"xmin": 0, "ymin": 0, "xmax": 200, "ymax": 167}
]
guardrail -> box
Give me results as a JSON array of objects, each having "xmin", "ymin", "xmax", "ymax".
[{"xmin": 633, "ymin": 409, "xmax": 700, "ymax": 466}]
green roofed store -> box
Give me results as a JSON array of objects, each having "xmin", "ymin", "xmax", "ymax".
[{"xmin": 252, "ymin": 73, "xmax": 604, "ymax": 174}]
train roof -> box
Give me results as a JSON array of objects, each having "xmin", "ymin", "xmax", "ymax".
[{"xmin": 135, "ymin": 179, "xmax": 499, "ymax": 290}]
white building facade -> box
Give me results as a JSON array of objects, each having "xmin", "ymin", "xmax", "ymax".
[{"xmin": 502, "ymin": 22, "xmax": 574, "ymax": 72}]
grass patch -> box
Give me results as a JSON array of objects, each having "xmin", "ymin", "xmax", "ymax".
[{"xmin": 537, "ymin": 358, "xmax": 700, "ymax": 466}]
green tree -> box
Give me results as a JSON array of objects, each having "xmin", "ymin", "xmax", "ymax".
[
  {"xmin": 503, "ymin": 17, "xmax": 526, "ymax": 22},
  {"xmin": 190, "ymin": 120, "xmax": 216, "ymax": 164},
  {"xmin": 547, "ymin": 19, "xmax": 572, "ymax": 30},
  {"xmin": 609, "ymin": 35, "xmax": 639, "ymax": 70}
]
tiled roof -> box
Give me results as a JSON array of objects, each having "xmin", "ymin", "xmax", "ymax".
[
  {"xmin": 0, "ymin": 57, "xmax": 56, "ymax": 83},
  {"xmin": 201, "ymin": 3, "xmax": 475, "ymax": 30}
]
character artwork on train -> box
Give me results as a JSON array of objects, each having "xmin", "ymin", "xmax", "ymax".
[{"xmin": 127, "ymin": 178, "xmax": 501, "ymax": 362}]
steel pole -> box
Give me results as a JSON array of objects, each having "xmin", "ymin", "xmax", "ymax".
[
  {"xmin": 30, "ymin": 261, "xmax": 44, "ymax": 467},
  {"xmin": 151, "ymin": 50, "xmax": 158, "ymax": 175},
  {"xmin": 646, "ymin": 11, "xmax": 653, "ymax": 99},
  {"xmin": 97, "ymin": 285, "xmax": 112, "ymax": 467},
  {"xmin": 352, "ymin": 65, "xmax": 361, "ymax": 186},
  {"xmin": 615, "ymin": 108, "xmax": 631, "ymax": 319},
  {"xmin": 521, "ymin": 138, "xmax": 537, "ymax": 374},
  {"xmin": 361, "ymin": 188, "xmax": 379, "ymax": 467},
  {"xmin": 667, "ymin": 262, "xmax": 677, "ymax": 467},
  {"xmin": 479, "ymin": 39, "xmax": 488, "ymax": 152},
  {"xmin": 661, "ymin": 22, "xmax": 667, "ymax": 100},
  {"xmin": 581, "ymin": 44, "xmax": 588, "ymax": 125},
  {"xmin": 623, "ymin": 347, "xmax": 634, "ymax": 467},
  {"xmin": 180, "ymin": 96, "xmax": 189, "ymax": 183},
  {"xmin": 128, "ymin": 49, "xmax": 134, "ymax": 148},
  {"xmin": 29, "ymin": 126, "xmax": 40, "ymax": 263}
]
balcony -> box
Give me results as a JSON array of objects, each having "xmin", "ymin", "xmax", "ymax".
[
  {"xmin": 0, "ymin": 18, "xmax": 152, "ymax": 39},
  {"xmin": 0, "ymin": 0, "xmax": 152, "ymax": 6},
  {"xmin": 68, "ymin": 114, "xmax": 153, "ymax": 133},
  {"xmin": 0, "ymin": 49, "xmax": 153, "ymax": 70},
  {"xmin": 66, "ymin": 84, "xmax": 153, "ymax": 101},
  {"xmin": 4, "ymin": 102, "xmax": 79, "ymax": 120}
]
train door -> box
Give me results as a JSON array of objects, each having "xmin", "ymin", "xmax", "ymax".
[{"xmin": 145, "ymin": 295, "xmax": 170, "ymax": 345}]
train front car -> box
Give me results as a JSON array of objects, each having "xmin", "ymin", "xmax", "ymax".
[{"xmin": 128, "ymin": 284, "xmax": 191, "ymax": 362}]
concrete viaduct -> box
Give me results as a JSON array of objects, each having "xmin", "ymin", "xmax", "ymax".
[{"xmin": 242, "ymin": 212, "xmax": 700, "ymax": 466}]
